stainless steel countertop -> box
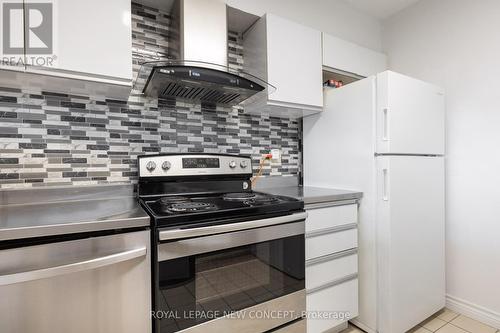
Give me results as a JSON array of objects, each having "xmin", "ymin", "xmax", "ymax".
[
  {"xmin": 0, "ymin": 185, "xmax": 150, "ymax": 241},
  {"xmin": 260, "ymin": 186, "xmax": 362, "ymax": 205}
]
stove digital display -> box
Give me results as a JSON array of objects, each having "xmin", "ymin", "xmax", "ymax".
[{"xmin": 182, "ymin": 158, "xmax": 220, "ymax": 169}]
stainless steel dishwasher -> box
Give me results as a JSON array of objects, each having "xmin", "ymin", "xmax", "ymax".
[{"xmin": 0, "ymin": 230, "xmax": 151, "ymax": 333}]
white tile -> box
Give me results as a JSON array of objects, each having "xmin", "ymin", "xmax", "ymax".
[
  {"xmin": 451, "ymin": 315, "xmax": 497, "ymax": 333},
  {"xmin": 421, "ymin": 317, "xmax": 448, "ymax": 332},
  {"xmin": 436, "ymin": 324, "xmax": 469, "ymax": 333},
  {"xmin": 436, "ymin": 308, "xmax": 460, "ymax": 322}
]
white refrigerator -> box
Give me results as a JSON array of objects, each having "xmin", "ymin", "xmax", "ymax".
[{"xmin": 303, "ymin": 71, "xmax": 445, "ymax": 333}]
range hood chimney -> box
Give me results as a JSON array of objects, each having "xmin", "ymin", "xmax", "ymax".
[
  {"xmin": 179, "ymin": 0, "xmax": 227, "ymax": 69},
  {"xmin": 134, "ymin": 0, "xmax": 273, "ymax": 106}
]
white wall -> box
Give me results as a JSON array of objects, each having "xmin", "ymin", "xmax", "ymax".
[
  {"xmin": 225, "ymin": 0, "xmax": 383, "ymax": 51},
  {"xmin": 383, "ymin": 0, "xmax": 500, "ymax": 324}
]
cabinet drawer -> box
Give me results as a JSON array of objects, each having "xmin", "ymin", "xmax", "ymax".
[
  {"xmin": 306, "ymin": 228, "xmax": 357, "ymax": 260},
  {"xmin": 306, "ymin": 204, "xmax": 357, "ymax": 233},
  {"xmin": 306, "ymin": 278, "xmax": 359, "ymax": 333},
  {"xmin": 306, "ymin": 251, "xmax": 358, "ymax": 291}
]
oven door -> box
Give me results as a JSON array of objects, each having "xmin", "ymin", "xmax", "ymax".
[{"xmin": 155, "ymin": 212, "xmax": 307, "ymax": 333}]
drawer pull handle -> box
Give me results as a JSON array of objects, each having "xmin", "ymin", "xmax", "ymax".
[
  {"xmin": 307, "ymin": 273, "xmax": 358, "ymax": 294},
  {"xmin": 306, "ymin": 223, "xmax": 357, "ymax": 238},
  {"xmin": 306, "ymin": 248, "xmax": 358, "ymax": 266}
]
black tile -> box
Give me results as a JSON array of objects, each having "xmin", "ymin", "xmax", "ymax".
[
  {"xmin": 44, "ymin": 149, "xmax": 70, "ymax": 154},
  {"xmin": 0, "ymin": 158, "xmax": 18, "ymax": 164},
  {"xmin": 0, "ymin": 111, "xmax": 17, "ymax": 118},
  {"xmin": 0, "ymin": 173, "xmax": 19, "ymax": 179},
  {"xmin": 61, "ymin": 115, "xmax": 85, "ymax": 122},
  {"xmin": 19, "ymin": 143, "xmax": 47, "ymax": 149},
  {"xmin": 87, "ymin": 144, "xmax": 109, "ymax": 150},
  {"xmin": 42, "ymin": 91, "xmax": 68, "ymax": 98},
  {"xmin": 62, "ymin": 158, "xmax": 87, "ymax": 164},
  {"xmin": 0, "ymin": 96, "xmax": 17, "ymax": 103}
]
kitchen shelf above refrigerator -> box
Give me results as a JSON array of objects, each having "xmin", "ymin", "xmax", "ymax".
[{"xmin": 322, "ymin": 67, "xmax": 364, "ymax": 89}]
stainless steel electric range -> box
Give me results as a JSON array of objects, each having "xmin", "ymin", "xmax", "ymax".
[{"xmin": 137, "ymin": 153, "xmax": 307, "ymax": 333}]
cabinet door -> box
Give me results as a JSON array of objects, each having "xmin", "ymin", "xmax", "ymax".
[
  {"xmin": 322, "ymin": 33, "xmax": 387, "ymax": 77},
  {"xmin": 266, "ymin": 14, "xmax": 322, "ymax": 108},
  {"xmin": 25, "ymin": 0, "xmax": 132, "ymax": 82},
  {"xmin": 0, "ymin": 0, "xmax": 25, "ymax": 71},
  {"xmin": 376, "ymin": 71, "xmax": 445, "ymax": 155}
]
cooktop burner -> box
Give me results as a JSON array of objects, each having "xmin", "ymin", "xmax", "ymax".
[
  {"xmin": 159, "ymin": 196, "xmax": 190, "ymax": 205},
  {"xmin": 167, "ymin": 202, "xmax": 217, "ymax": 213},
  {"xmin": 223, "ymin": 192, "xmax": 257, "ymax": 201}
]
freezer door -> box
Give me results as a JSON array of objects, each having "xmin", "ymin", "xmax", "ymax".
[
  {"xmin": 376, "ymin": 71, "xmax": 445, "ymax": 155},
  {"xmin": 376, "ymin": 156, "xmax": 445, "ymax": 333}
]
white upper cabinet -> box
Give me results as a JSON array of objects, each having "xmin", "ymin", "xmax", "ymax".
[
  {"xmin": 0, "ymin": 0, "xmax": 25, "ymax": 71},
  {"xmin": 244, "ymin": 14, "xmax": 323, "ymax": 117},
  {"xmin": 322, "ymin": 33, "xmax": 387, "ymax": 78},
  {"xmin": 26, "ymin": 0, "xmax": 133, "ymax": 84},
  {"xmin": 0, "ymin": 0, "xmax": 132, "ymax": 98},
  {"xmin": 265, "ymin": 14, "xmax": 323, "ymax": 110}
]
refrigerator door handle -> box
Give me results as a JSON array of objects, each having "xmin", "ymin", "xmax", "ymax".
[
  {"xmin": 383, "ymin": 168, "xmax": 389, "ymax": 201},
  {"xmin": 382, "ymin": 107, "xmax": 390, "ymax": 141}
]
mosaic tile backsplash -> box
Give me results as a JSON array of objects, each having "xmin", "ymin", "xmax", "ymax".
[{"xmin": 0, "ymin": 2, "xmax": 300, "ymax": 189}]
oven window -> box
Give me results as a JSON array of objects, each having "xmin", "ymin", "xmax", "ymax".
[{"xmin": 156, "ymin": 235, "xmax": 304, "ymax": 333}]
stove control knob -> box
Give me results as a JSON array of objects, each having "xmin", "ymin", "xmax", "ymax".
[
  {"xmin": 162, "ymin": 161, "xmax": 171, "ymax": 171},
  {"xmin": 229, "ymin": 160, "xmax": 237, "ymax": 169},
  {"xmin": 146, "ymin": 161, "xmax": 156, "ymax": 172},
  {"xmin": 240, "ymin": 160, "xmax": 248, "ymax": 168}
]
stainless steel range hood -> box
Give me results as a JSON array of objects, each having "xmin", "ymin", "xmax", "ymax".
[{"xmin": 133, "ymin": 0, "xmax": 274, "ymax": 106}]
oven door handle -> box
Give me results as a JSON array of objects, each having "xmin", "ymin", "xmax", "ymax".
[
  {"xmin": 158, "ymin": 211, "xmax": 308, "ymax": 241},
  {"xmin": 157, "ymin": 213, "xmax": 306, "ymax": 261}
]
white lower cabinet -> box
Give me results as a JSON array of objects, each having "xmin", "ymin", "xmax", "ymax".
[
  {"xmin": 306, "ymin": 251, "xmax": 358, "ymax": 291},
  {"xmin": 305, "ymin": 202, "xmax": 359, "ymax": 333},
  {"xmin": 306, "ymin": 229, "xmax": 357, "ymax": 260},
  {"xmin": 307, "ymin": 278, "xmax": 359, "ymax": 333},
  {"xmin": 306, "ymin": 204, "xmax": 358, "ymax": 233}
]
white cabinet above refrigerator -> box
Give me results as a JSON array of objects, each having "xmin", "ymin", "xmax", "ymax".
[
  {"xmin": 243, "ymin": 14, "xmax": 323, "ymax": 118},
  {"xmin": 322, "ymin": 33, "xmax": 387, "ymax": 78}
]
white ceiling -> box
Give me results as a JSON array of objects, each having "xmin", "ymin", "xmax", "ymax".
[{"xmin": 342, "ymin": 0, "xmax": 421, "ymax": 19}]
